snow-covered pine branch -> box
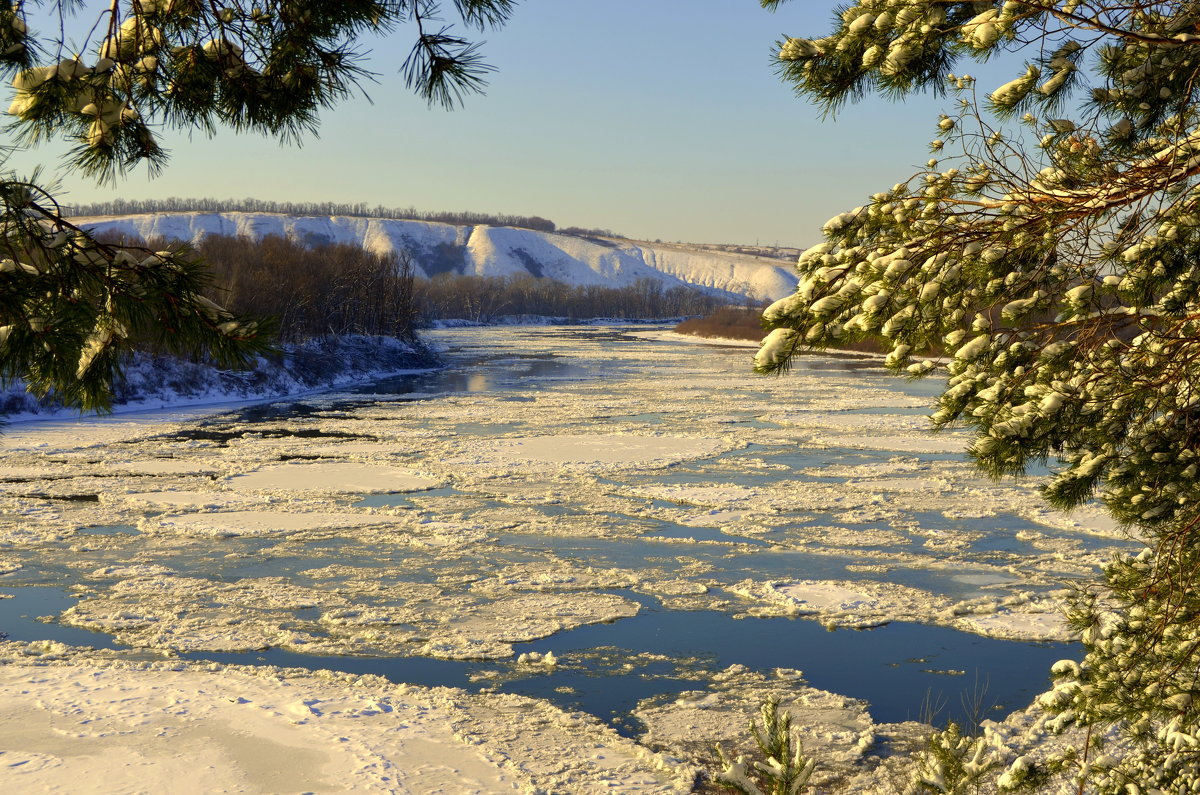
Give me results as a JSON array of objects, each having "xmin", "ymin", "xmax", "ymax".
[{"xmin": 761, "ymin": 1, "xmax": 1200, "ymax": 790}]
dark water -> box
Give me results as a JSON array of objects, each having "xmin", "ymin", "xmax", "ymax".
[{"xmin": 0, "ymin": 585, "xmax": 1075, "ymax": 736}]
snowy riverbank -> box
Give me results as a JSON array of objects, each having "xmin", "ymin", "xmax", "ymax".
[
  {"xmin": 0, "ymin": 641, "xmax": 1094, "ymax": 794},
  {"xmin": 0, "ymin": 642, "xmax": 694, "ymax": 793},
  {"xmin": 0, "ymin": 334, "xmax": 441, "ymax": 423}
]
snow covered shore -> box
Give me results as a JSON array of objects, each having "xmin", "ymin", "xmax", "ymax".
[
  {"xmin": 0, "ymin": 642, "xmax": 693, "ymax": 793},
  {"xmin": 0, "ymin": 643, "xmax": 1092, "ymax": 794},
  {"xmin": 0, "ymin": 334, "xmax": 441, "ymax": 423}
]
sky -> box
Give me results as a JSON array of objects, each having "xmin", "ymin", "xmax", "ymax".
[{"xmin": 7, "ymin": 1, "xmax": 969, "ymax": 248}]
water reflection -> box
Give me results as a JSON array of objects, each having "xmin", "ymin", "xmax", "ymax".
[{"xmin": 0, "ymin": 585, "xmax": 1074, "ymax": 734}]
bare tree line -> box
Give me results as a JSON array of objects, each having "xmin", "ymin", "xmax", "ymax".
[
  {"xmin": 91, "ymin": 232, "xmax": 420, "ymax": 343},
  {"xmin": 194, "ymin": 235, "xmax": 420, "ymax": 343},
  {"xmin": 415, "ymin": 274, "xmax": 729, "ymax": 323}
]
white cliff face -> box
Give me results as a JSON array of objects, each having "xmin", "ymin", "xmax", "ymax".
[{"xmin": 75, "ymin": 211, "xmax": 799, "ymax": 303}]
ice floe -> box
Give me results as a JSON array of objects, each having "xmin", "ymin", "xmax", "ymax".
[
  {"xmin": 733, "ymin": 579, "xmax": 953, "ymax": 628},
  {"xmin": 0, "ymin": 465, "xmax": 64, "ymax": 479},
  {"xmin": 730, "ymin": 579, "xmax": 1077, "ymax": 642},
  {"xmin": 442, "ymin": 433, "xmax": 730, "ymax": 472},
  {"xmin": 227, "ymin": 462, "xmax": 441, "ymax": 494},
  {"xmin": 636, "ymin": 665, "xmax": 880, "ymax": 786},
  {"xmin": 102, "ymin": 459, "xmax": 222, "ymax": 476},
  {"xmin": 139, "ymin": 509, "xmax": 396, "ymax": 537},
  {"xmin": 116, "ymin": 491, "xmax": 258, "ymax": 509}
]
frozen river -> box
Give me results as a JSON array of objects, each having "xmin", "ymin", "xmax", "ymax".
[{"xmin": 0, "ymin": 325, "xmax": 1135, "ymax": 749}]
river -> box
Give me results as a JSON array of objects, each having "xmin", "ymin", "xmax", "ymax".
[{"xmin": 0, "ymin": 325, "xmax": 1133, "ymax": 742}]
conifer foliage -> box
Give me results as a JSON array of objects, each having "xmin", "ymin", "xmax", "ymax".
[
  {"xmin": 756, "ymin": 1, "xmax": 1200, "ymax": 789},
  {"xmin": 0, "ymin": 0, "xmax": 514, "ymax": 410}
]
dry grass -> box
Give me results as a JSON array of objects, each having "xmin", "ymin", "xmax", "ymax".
[
  {"xmin": 674, "ymin": 307, "xmax": 767, "ymax": 341},
  {"xmin": 675, "ymin": 308, "xmax": 891, "ymax": 354}
]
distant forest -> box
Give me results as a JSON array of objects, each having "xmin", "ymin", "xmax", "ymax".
[
  {"xmin": 416, "ymin": 273, "xmax": 728, "ymax": 324},
  {"xmin": 98, "ymin": 233, "xmax": 730, "ymax": 342},
  {"xmin": 67, "ymin": 197, "xmax": 625, "ymax": 240}
]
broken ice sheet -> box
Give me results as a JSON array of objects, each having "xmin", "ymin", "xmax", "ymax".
[
  {"xmin": 435, "ymin": 433, "xmax": 734, "ymax": 474},
  {"xmin": 227, "ymin": 462, "xmax": 441, "ymax": 494},
  {"xmin": 138, "ymin": 510, "xmax": 398, "ymax": 538},
  {"xmin": 0, "ymin": 325, "xmax": 1127, "ymax": 764},
  {"xmin": 60, "ymin": 564, "xmax": 644, "ymax": 659}
]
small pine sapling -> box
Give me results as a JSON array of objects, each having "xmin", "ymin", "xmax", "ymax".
[
  {"xmin": 905, "ymin": 722, "xmax": 1001, "ymax": 795},
  {"xmin": 714, "ymin": 697, "xmax": 816, "ymax": 795}
]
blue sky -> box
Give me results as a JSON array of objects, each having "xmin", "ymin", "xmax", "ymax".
[{"xmin": 9, "ymin": 1, "xmax": 964, "ymax": 247}]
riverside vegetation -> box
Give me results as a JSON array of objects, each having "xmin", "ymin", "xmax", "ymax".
[{"xmin": 118, "ymin": 232, "xmax": 733, "ymax": 334}]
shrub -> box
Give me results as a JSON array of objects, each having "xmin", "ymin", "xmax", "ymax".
[
  {"xmin": 714, "ymin": 697, "xmax": 817, "ymax": 795},
  {"xmin": 675, "ymin": 307, "xmax": 768, "ymax": 342}
]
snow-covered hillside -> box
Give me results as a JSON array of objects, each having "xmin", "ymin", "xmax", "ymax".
[{"xmin": 75, "ymin": 212, "xmax": 800, "ymax": 303}]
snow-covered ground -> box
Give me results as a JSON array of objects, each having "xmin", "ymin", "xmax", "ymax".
[
  {"xmin": 73, "ymin": 212, "xmax": 801, "ymax": 303},
  {"xmin": 0, "ymin": 334, "xmax": 440, "ymax": 422},
  {"xmin": 0, "ymin": 326, "xmax": 1133, "ymax": 792},
  {"xmin": 0, "ymin": 646, "xmax": 690, "ymax": 793}
]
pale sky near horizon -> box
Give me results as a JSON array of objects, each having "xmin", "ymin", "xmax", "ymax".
[{"xmin": 8, "ymin": 1, "xmax": 968, "ymax": 248}]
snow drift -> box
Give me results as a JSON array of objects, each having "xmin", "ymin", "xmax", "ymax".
[{"xmin": 74, "ymin": 212, "xmax": 800, "ymax": 303}]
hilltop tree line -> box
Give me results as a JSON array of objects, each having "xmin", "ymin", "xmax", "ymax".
[{"xmin": 66, "ymin": 197, "xmax": 626, "ymax": 240}]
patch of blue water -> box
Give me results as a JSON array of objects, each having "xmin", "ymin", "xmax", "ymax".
[
  {"xmin": 353, "ymin": 486, "xmax": 463, "ymax": 508},
  {"xmin": 902, "ymin": 511, "xmax": 1139, "ymax": 557},
  {"xmin": 794, "ymin": 356, "xmax": 887, "ymax": 374},
  {"xmin": 0, "ymin": 585, "xmax": 1077, "ymax": 736},
  {"xmin": 0, "ymin": 587, "xmax": 119, "ymax": 648},
  {"xmin": 970, "ymin": 533, "xmax": 1035, "ymax": 555},
  {"xmin": 76, "ymin": 525, "xmax": 140, "ymax": 536},
  {"xmin": 884, "ymin": 376, "xmax": 948, "ymax": 400},
  {"xmin": 344, "ymin": 354, "xmax": 594, "ymax": 397},
  {"xmin": 520, "ymin": 607, "xmax": 1073, "ymax": 729}
]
